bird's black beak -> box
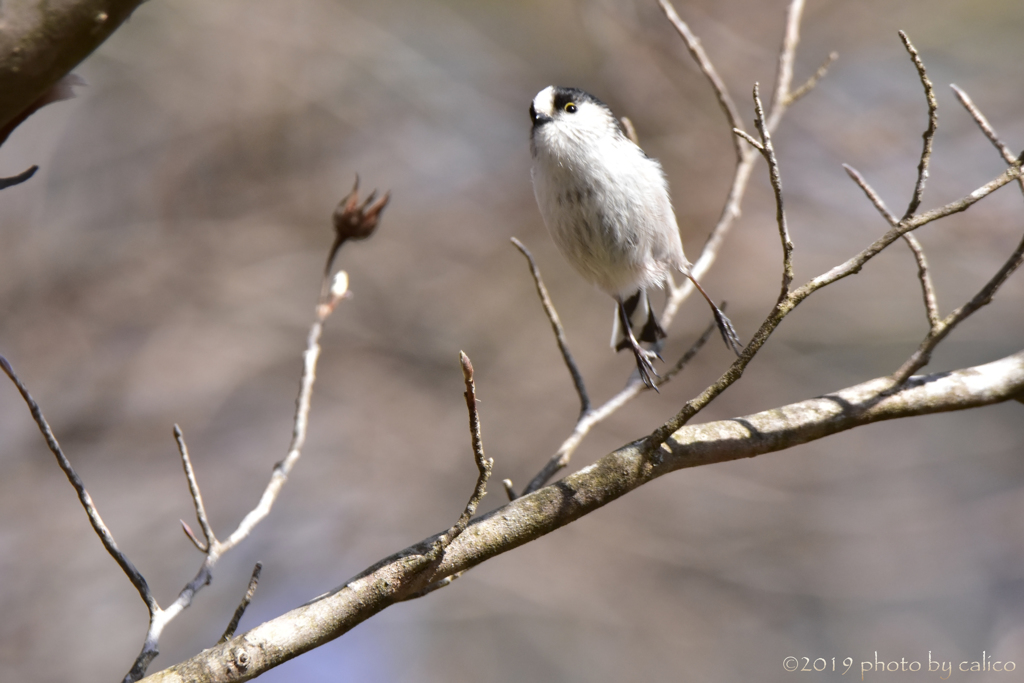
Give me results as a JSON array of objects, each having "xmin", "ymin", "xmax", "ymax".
[{"xmin": 530, "ymin": 102, "xmax": 551, "ymax": 127}]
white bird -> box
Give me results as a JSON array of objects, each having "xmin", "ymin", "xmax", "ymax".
[{"xmin": 529, "ymin": 85, "xmax": 742, "ymax": 388}]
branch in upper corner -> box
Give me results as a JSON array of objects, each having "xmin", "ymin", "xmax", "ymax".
[
  {"xmin": 0, "ymin": 354, "xmax": 158, "ymax": 615},
  {"xmin": 658, "ymin": 0, "xmax": 746, "ymax": 159},
  {"xmin": 898, "ymin": 30, "xmax": 938, "ymax": 220},
  {"xmin": 511, "ymin": 237, "xmax": 591, "ymax": 417},
  {"xmin": 219, "ymin": 563, "xmax": 263, "ymax": 644},
  {"xmin": 769, "ymin": 0, "xmax": 807, "ymax": 114}
]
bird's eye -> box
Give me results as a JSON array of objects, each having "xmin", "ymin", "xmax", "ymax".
[{"xmin": 564, "ymin": 102, "xmax": 577, "ymax": 113}]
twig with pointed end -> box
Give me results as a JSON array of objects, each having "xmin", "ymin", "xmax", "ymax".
[
  {"xmin": 658, "ymin": 0, "xmax": 747, "ymax": 160},
  {"xmin": 951, "ymin": 84, "xmax": 1023, "ymax": 195},
  {"xmin": 843, "ymin": 164, "xmax": 898, "ymax": 225},
  {"xmin": 436, "ymin": 352, "xmax": 493, "ymax": 550},
  {"xmin": 743, "ymin": 83, "xmax": 795, "ymax": 300},
  {"xmin": 788, "ymin": 52, "xmax": 838, "ymax": 105},
  {"xmin": 512, "ymin": 237, "xmax": 591, "ymax": 417},
  {"xmin": 898, "ymin": 30, "xmax": 938, "ymax": 220},
  {"xmin": 219, "ymin": 563, "xmax": 263, "ymax": 644},
  {"xmin": 174, "ymin": 425, "xmax": 215, "ymax": 552},
  {"xmin": 0, "ymin": 354, "xmax": 157, "ymax": 612}
]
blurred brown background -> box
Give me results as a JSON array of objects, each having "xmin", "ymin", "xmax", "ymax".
[{"xmin": 1, "ymin": 0, "xmax": 1023, "ymax": 680}]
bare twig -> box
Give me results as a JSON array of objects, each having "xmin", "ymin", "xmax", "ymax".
[
  {"xmin": 892, "ymin": 228, "xmax": 1024, "ymax": 383},
  {"xmin": 750, "ymin": 83, "xmax": 794, "ymax": 299},
  {"xmin": 0, "ymin": 165, "xmax": 39, "ymax": 190},
  {"xmin": 769, "ymin": 0, "xmax": 806, "ymax": 117},
  {"xmin": 436, "ymin": 352, "xmax": 493, "ymax": 549},
  {"xmin": 174, "ymin": 425, "xmax": 215, "ymax": 552},
  {"xmin": 219, "ymin": 563, "xmax": 263, "ymax": 644},
  {"xmin": 901, "ymin": 233, "xmax": 941, "ymax": 330},
  {"xmin": 788, "ymin": 52, "xmax": 838, "ymax": 105},
  {"xmin": 651, "ymin": 162, "xmax": 1022, "ymax": 444},
  {"xmin": 951, "ymin": 84, "xmax": 1024, "ymax": 195},
  {"xmin": 656, "ymin": 313, "xmax": 719, "ymax": 386},
  {"xmin": 843, "ymin": 164, "xmax": 898, "ymax": 225},
  {"xmin": 0, "ymin": 355, "xmax": 157, "ymax": 613},
  {"xmin": 658, "ymin": 0, "xmax": 747, "ymax": 159},
  {"xmin": 898, "ymin": 30, "xmax": 938, "ymax": 220},
  {"xmin": 842, "ymin": 165, "xmax": 939, "ymax": 330},
  {"xmin": 949, "ymin": 85, "xmax": 1017, "ymax": 166},
  {"xmin": 512, "ymin": 237, "xmax": 590, "ymax": 417}
]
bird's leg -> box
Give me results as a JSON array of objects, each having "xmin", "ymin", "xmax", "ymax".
[
  {"xmin": 617, "ymin": 299, "xmax": 660, "ymax": 390},
  {"xmin": 684, "ymin": 274, "xmax": 744, "ymax": 357}
]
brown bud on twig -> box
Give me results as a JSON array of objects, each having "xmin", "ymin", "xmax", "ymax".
[
  {"xmin": 332, "ymin": 176, "xmax": 390, "ymax": 246},
  {"xmin": 322, "ymin": 176, "xmax": 391, "ymax": 285}
]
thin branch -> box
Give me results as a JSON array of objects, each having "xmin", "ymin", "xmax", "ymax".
[
  {"xmin": 219, "ymin": 563, "xmax": 263, "ymax": 644},
  {"xmin": 656, "ymin": 313, "xmax": 718, "ymax": 386},
  {"xmin": 788, "ymin": 52, "xmax": 838, "ymax": 105},
  {"xmin": 143, "ymin": 350, "xmax": 1024, "ymax": 683},
  {"xmin": 0, "ymin": 355, "xmax": 158, "ymax": 614},
  {"xmin": 658, "ymin": 0, "xmax": 747, "ymax": 159},
  {"xmin": 949, "ymin": 84, "xmax": 1018, "ymax": 166},
  {"xmin": 898, "ymin": 30, "xmax": 938, "ymax": 220},
  {"xmin": 843, "ymin": 164, "xmax": 898, "ymax": 225},
  {"xmin": 892, "ymin": 228, "xmax": 1024, "ymax": 383},
  {"xmin": 436, "ymin": 352, "xmax": 493, "ymax": 549},
  {"xmin": 950, "ymin": 84, "xmax": 1024, "ymax": 195},
  {"xmin": 511, "ymin": 237, "xmax": 591, "ymax": 417},
  {"xmin": 842, "ymin": 164, "xmax": 940, "ymax": 330},
  {"xmin": 174, "ymin": 425, "xmax": 215, "ymax": 552},
  {"xmin": 0, "ymin": 165, "xmax": 39, "ymax": 190},
  {"xmin": 650, "ymin": 162, "xmax": 1022, "ymax": 444},
  {"xmin": 750, "ymin": 83, "xmax": 794, "ymax": 299},
  {"xmin": 769, "ymin": 0, "xmax": 806, "ymax": 116},
  {"xmin": 901, "ymin": 233, "xmax": 941, "ymax": 331}
]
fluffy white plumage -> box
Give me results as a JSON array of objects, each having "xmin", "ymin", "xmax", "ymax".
[
  {"xmin": 529, "ymin": 86, "xmax": 741, "ymax": 387},
  {"xmin": 529, "ymin": 86, "xmax": 687, "ymax": 299}
]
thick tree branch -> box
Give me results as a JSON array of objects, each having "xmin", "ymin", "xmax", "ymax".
[
  {"xmin": 141, "ymin": 350, "xmax": 1024, "ymax": 683},
  {"xmin": 0, "ymin": 1, "xmax": 145, "ymax": 131}
]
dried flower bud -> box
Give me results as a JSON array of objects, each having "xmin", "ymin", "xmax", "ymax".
[{"xmin": 332, "ymin": 175, "xmax": 390, "ymax": 245}]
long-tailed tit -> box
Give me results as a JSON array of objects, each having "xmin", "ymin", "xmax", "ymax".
[{"xmin": 529, "ymin": 85, "xmax": 742, "ymax": 388}]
